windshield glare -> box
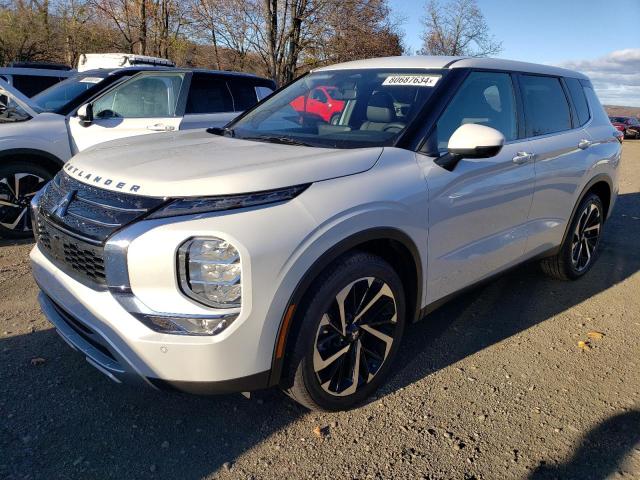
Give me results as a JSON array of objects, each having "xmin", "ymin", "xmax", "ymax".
[
  {"xmin": 31, "ymin": 73, "xmax": 107, "ymax": 113},
  {"xmin": 230, "ymin": 69, "xmax": 445, "ymax": 148}
]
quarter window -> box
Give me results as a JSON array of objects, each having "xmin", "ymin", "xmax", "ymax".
[
  {"xmin": 93, "ymin": 73, "xmax": 185, "ymax": 119},
  {"xmin": 435, "ymin": 71, "xmax": 517, "ymax": 150},
  {"xmin": 565, "ymin": 77, "xmax": 590, "ymax": 126},
  {"xmin": 186, "ymin": 74, "xmax": 234, "ymax": 114},
  {"xmin": 228, "ymin": 79, "xmax": 259, "ymax": 111},
  {"xmin": 520, "ymin": 75, "xmax": 571, "ymax": 137},
  {"xmin": 255, "ymin": 86, "xmax": 273, "ymax": 100}
]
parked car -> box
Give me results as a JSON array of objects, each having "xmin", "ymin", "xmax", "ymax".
[
  {"xmin": 290, "ymin": 85, "xmax": 346, "ymax": 123},
  {"xmin": 0, "ymin": 62, "xmax": 74, "ymax": 101},
  {"xmin": 30, "ymin": 56, "xmax": 620, "ymax": 411},
  {"xmin": 609, "ymin": 116, "xmax": 640, "ymax": 139},
  {"xmin": 0, "ymin": 68, "xmax": 275, "ymax": 237}
]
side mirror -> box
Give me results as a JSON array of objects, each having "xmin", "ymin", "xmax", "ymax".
[
  {"xmin": 435, "ymin": 124, "xmax": 505, "ymax": 171},
  {"xmin": 77, "ymin": 103, "xmax": 93, "ymax": 127}
]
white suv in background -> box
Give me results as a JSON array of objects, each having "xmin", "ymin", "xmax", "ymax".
[
  {"xmin": 0, "ymin": 69, "xmax": 274, "ymax": 237},
  {"xmin": 31, "ymin": 56, "xmax": 620, "ymax": 411}
]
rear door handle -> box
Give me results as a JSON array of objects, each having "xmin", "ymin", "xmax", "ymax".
[
  {"xmin": 146, "ymin": 123, "xmax": 175, "ymax": 132},
  {"xmin": 578, "ymin": 139, "xmax": 592, "ymax": 150},
  {"xmin": 512, "ymin": 152, "xmax": 534, "ymax": 165}
]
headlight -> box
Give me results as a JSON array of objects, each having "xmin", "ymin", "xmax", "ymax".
[
  {"xmin": 178, "ymin": 237, "xmax": 241, "ymax": 309},
  {"xmin": 147, "ymin": 184, "xmax": 310, "ymax": 219}
]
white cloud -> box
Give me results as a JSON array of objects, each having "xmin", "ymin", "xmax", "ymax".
[{"xmin": 559, "ymin": 49, "xmax": 640, "ymax": 107}]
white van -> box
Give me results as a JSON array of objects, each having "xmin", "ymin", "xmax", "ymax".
[{"xmin": 77, "ymin": 53, "xmax": 175, "ymax": 72}]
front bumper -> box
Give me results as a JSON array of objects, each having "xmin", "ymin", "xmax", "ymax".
[{"xmin": 32, "ymin": 245, "xmax": 270, "ymax": 394}]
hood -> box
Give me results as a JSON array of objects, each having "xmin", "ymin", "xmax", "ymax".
[
  {"xmin": 0, "ymin": 78, "xmax": 38, "ymax": 117},
  {"xmin": 64, "ymin": 129, "xmax": 383, "ymax": 197}
]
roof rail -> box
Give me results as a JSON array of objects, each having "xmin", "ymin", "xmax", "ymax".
[{"xmin": 7, "ymin": 62, "xmax": 72, "ymax": 71}]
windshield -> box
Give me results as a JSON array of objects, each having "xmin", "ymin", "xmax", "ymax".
[
  {"xmin": 31, "ymin": 73, "xmax": 108, "ymax": 112},
  {"xmin": 228, "ymin": 69, "xmax": 445, "ymax": 148}
]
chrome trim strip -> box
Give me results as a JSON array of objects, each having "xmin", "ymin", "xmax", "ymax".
[
  {"xmin": 66, "ymin": 210, "xmax": 122, "ymax": 227},
  {"xmin": 38, "ymin": 212, "xmax": 103, "ymax": 246},
  {"xmin": 73, "ymin": 195, "xmax": 148, "ymax": 213}
]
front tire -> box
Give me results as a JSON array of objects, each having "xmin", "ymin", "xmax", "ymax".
[
  {"xmin": 284, "ymin": 252, "xmax": 406, "ymax": 411},
  {"xmin": 0, "ymin": 162, "xmax": 52, "ymax": 239},
  {"xmin": 541, "ymin": 193, "xmax": 604, "ymax": 280}
]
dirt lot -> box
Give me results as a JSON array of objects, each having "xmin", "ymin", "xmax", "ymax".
[{"xmin": 1, "ymin": 142, "xmax": 639, "ymax": 480}]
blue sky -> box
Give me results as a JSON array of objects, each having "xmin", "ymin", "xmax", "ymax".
[{"xmin": 389, "ymin": 0, "xmax": 640, "ymax": 106}]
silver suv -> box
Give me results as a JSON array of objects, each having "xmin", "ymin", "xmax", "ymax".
[{"xmin": 31, "ymin": 56, "xmax": 621, "ymax": 411}]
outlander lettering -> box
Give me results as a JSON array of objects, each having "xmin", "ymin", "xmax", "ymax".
[{"xmin": 63, "ymin": 163, "xmax": 142, "ymax": 192}]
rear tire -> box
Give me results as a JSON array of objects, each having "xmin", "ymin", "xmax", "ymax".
[
  {"xmin": 284, "ymin": 251, "xmax": 406, "ymax": 411},
  {"xmin": 541, "ymin": 193, "xmax": 604, "ymax": 280},
  {"xmin": 0, "ymin": 162, "xmax": 52, "ymax": 239}
]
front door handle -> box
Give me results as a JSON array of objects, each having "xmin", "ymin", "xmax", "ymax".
[
  {"xmin": 578, "ymin": 139, "xmax": 592, "ymax": 150},
  {"xmin": 512, "ymin": 152, "xmax": 534, "ymax": 165},
  {"xmin": 146, "ymin": 123, "xmax": 175, "ymax": 132}
]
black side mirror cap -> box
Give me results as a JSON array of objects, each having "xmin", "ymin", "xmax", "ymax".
[{"xmin": 77, "ymin": 103, "xmax": 93, "ymax": 127}]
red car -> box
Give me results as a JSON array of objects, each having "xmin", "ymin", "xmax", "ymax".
[
  {"xmin": 609, "ymin": 116, "xmax": 640, "ymax": 139},
  {"xmin": 290, "ymin": 86, "xmax": 345, "ymax": 123}
]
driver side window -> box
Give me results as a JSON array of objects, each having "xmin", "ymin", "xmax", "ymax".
[
  {"xmin": 436, "ymin": 72, "xmax": 517, "ymax": 151},
  {"xmin": 92, "ymin": 73, "xmax": 185, "ymax": 119}
]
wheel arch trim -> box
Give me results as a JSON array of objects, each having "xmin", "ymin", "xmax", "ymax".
[
  {"xmin": 558, "ymin": 173, "xmax": 613, "ymax": 250},
  {"xmin": 0, "ymin": 148, "xmax": 65, "ymax": 170},
  {"xmin": 267, "ymin": 227, "xmax": 423, "ymax": 387}
]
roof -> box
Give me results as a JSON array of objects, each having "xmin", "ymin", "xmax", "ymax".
[
  {"xmin": 0, "ymin": 67, "xmax": 76, "ymax": 77},
  {"xmin": 315, "ymin": 56, "xmax": 589, "ymax": 80},
  {"xmin": 170, "ymin": 68, "xmax": 273, "ymax": 82}
]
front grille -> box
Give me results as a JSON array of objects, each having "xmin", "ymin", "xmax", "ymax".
[
  {"xmin": 35, "ymin": 172, "xmax": 166, "ymax": 288},
  {"xmin": 36, "ymin": 217, "xmax": 107, "ymax": 286},
  {"xmin": 39, "ymin": 172, "xmax": 165, "ymax": 243}
]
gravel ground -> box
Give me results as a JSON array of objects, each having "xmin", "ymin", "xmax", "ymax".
[{"xmin": 1, "ymin": 142, "xmax": 639, "ymax": 480}]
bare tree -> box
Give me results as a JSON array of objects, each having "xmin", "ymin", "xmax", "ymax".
[
  {"xmin": 317, "ymin": 0, "xmax": 403, "ymax": 66},
  {"xmin": 2, "ymin": 0, "xmax": 405, "ymax": 77},
  {"xmin": 419, "ymin": 0, "xmax": 501, "ymax": 57},
  {"xmin": 89, "ymin": 0, "xmax": 140, "ymax": 52},
  {"xmin": 189, "ymin": 0, "xmax": 259, "ymax": 71}
]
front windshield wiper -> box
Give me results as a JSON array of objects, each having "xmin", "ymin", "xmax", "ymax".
[
  {"xmin": 207, "ymin": 126, "xmax": 235, "ymax": 137},
  {"xmin": 239, "ymin": 135, "xmax": 316, "ymax": 147}
]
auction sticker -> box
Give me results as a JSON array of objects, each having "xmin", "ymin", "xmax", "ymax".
[
  {"xmin": 383, "ymin": 75, "xmax": 440, "ymax": 87},
  {"xmin": 79, "ymin": 77, "xmax": 102, "ymax": 84}
]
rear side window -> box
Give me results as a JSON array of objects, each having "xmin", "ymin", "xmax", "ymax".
[
  {"xmin": 186, "ymin": 73, "xmax": 233, "ymax": 114},
  {"xmin": 565, "ymin": 77, "xmax": 590, "ymax": 126},
  {"xmin": 228, "ymin": 79, "xmax": 259, "ymax": 111},
  {"xmin": 582, "ymin": 86, "xmax": 611, "ymax": 125},
  {"xmin": 12, "ymin": 74, "xmax": 62, "ymax": 97},
  {"xmin": 436, "ymin": 71, "xmax": 517, "ymax": 150},
  {"xmin": 520, "ymin": 75, "xmax": 571, "ymax": 137}
]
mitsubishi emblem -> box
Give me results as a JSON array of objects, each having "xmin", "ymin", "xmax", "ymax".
[{"xmin": 53, "ymin": 190, "xmax": 76, "ymax": 218}]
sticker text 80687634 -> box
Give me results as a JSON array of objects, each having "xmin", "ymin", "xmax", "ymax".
[{"xmin": 382, "ymin": 75, "xmax": 440, "ymax": 87}]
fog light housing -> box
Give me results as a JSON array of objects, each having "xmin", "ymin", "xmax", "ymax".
[
  {"xmin": 178, "ymin": 237, "xmax": 241, "ymax": 308},
  {"xmin": 133, "ymin": 311, "xmax": 238, "ymax": 336}
]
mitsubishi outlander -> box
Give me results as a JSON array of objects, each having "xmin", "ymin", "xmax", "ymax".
[{"xmin": 30, "ymin": 56, "xmax": 621, "ymax": 411}]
